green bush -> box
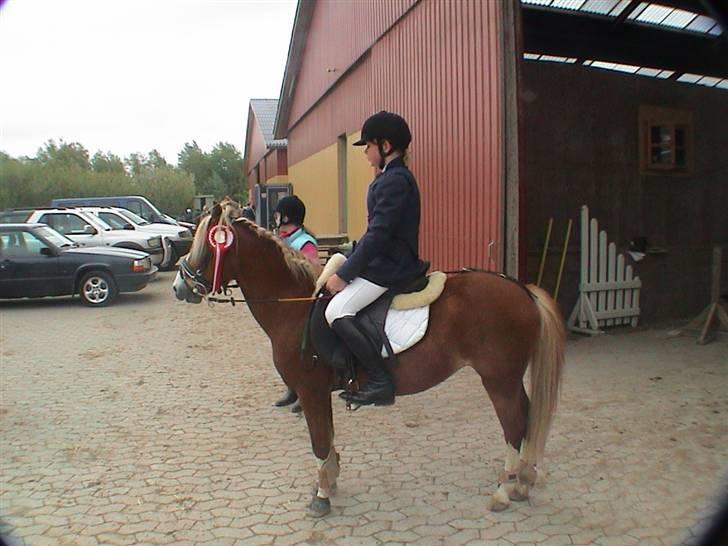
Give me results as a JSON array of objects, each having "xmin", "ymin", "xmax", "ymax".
[{"xmin": 0, "ymin": 140, "xmax": 244, "ymax": 216}]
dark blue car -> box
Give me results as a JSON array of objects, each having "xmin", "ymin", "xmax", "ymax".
[{"xmin": 0, "ymin": 223, "xmax": 157, "ymax": 306}]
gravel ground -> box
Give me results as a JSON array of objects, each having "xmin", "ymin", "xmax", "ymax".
[{"xmin": 1, "ymin": 271, "xmax": 726, "ymax": 546}]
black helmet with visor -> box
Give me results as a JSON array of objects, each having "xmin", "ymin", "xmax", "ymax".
[
  {"xmin": 353, "ymin": 111, "xmax": 411, "ymax": 169},
  {"xmin": 274, "ymin": 195, "xmax": 306, "ymax": 227}
]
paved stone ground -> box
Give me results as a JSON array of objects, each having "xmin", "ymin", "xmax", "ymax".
[{"xmin": 1, "ymin": 272, "xmax": 726, "ymax": 546}]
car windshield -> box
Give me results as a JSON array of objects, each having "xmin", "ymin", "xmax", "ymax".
[
  {"xmin": 36, "ymin": 225, "xmax": 76, "ymax": 247},
  {"xmin": 77, "ymin": 210, "xmax": 113, "ymax": 231},
  {"xmin": 98, "ymin": 212, "xmax": 131, "ymax": 230},
  {"xmin": 116, "ymin": 208, "xmax": 150, "ymax": 226}
]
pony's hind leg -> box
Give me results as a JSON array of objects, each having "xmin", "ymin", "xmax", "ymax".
[{"xmin": 482, "ymin": 378, "xmax": 530, "ymax": 512}]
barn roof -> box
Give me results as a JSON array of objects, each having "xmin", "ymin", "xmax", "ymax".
[{"xmin": 250, "ymin": 99, "xmax": 287, "ymax": 149}]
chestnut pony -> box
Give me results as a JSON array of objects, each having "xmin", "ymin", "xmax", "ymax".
[{"xmin": 173, "ymin": 201, "xmax": 565, "ymax": 517}]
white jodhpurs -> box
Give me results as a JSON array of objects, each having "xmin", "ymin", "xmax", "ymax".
[{"xmin": 324, "ymin": 277, "xmax": 388, "ymax": 325}]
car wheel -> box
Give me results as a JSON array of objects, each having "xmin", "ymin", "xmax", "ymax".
[{"xmin": 79, "ymin": 271, "xmax": 117, "ymax": 307}]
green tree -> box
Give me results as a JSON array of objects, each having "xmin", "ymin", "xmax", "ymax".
[
  {"xmin": 36, "ymin": 140, "xmax": 91, "ymax": 170},
  {"xmin": 124, "ymin": 153, "xmax": 147, "ymax": 177},
  {"xmin": 147, "ymin": 149, "xmax": 169, "ymax": 170},
  {"xmin": 131, "ymin": 166, "xmax": 195, "ymax": 216},
  {"xmin": 91, "ymin": 151, "xmax": 125, "ymax": 174},
  {"xmin": 209, "ymin": 142, "xmax": 245, "ymax": 199},
  {"xmin": 177, "ymin": 141, "xmax": 246, "ymax": 202},
  {"xmin": 177, "ymin": 141, "xmax": 212, "ymax": 192}
]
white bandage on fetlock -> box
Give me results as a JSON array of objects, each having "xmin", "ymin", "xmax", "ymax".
[
  {"xmin": 492, "ymin": 482, "xmax": 511, "ymax": 507},
  {"xmin": 497, "ymin": 443, "xmax": 521, "ymax": 484},
  {"xmin": 316, "ymin": 447, "xmax": 340, "ymax": 499}
]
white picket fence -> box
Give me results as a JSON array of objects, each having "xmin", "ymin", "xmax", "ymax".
[{"xmin": 567, "ymin": 205, "xmax": 641, "ymax": 335}]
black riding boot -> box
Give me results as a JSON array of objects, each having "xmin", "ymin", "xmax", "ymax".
[
  {"xmin": 273, "ymin": 387, "xmax": 298, "ymax": 407},
  {"xmin": 331, "ymin": 317, "xmax": 395, "ymax": 406}
]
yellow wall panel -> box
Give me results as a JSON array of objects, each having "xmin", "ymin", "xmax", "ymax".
[
  {"xmin": 288, "ymin": 144, "xmax": 339, "ymax": 235},
  {"xmin": 288, "ymin": 131, "xmax": 377, "ymax": 240},
  {"xmin": 346, "ymin": 131, "xmax": 375, "ymax": 240},
  {"xmin": 265, "ymin": 175, "xmax": 289, "ymax": 184}
]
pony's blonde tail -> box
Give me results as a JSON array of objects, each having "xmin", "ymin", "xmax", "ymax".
[{"xmin": 523, "ymin": 285, "xmax": 566, "ymax": 465}]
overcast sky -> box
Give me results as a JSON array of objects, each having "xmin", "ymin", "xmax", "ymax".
[{"xmin": 0, "ymin": 0, "xmax": 297, "ymax": 164}]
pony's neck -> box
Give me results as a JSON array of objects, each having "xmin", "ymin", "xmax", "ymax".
[{"xmin": 232, "ymin": 222, "xmax": 315, "ymax": 339}]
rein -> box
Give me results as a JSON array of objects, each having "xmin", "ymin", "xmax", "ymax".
[{"xmin": 205, "ymin": 292, "xmax": 329, "ymax": 306}]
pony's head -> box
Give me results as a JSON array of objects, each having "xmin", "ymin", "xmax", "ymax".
[{"xmin": 173, "ymin": 198, "xmax": 242, "ymax": 303}]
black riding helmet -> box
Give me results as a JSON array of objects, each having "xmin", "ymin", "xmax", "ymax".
[
  {"xmin": 274, "ymin": 195, "xmax": 306, "ymax": 226},
  {"xmin": 353, "ymin": 111, "xmax": 411, "ymax": 169}
]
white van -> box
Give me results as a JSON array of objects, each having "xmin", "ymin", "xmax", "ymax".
[{"xmin": 50, "ymin": 196, "xmax": 193, "ymax": 229}]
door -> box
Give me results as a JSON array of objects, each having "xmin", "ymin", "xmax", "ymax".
[
  {"xmin": 38, "ymin": 212, "xmax": 100, "ymax": 247},
  {"xmin": 0, "ymin": 229, "xmax": 61, "ymax": 298},
  {"xmin": 255, "ymin": 183, "xmax": 292, "ymax": 230}
]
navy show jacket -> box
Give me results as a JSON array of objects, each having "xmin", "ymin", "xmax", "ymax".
[{"xmin": 336, "ymin": 156, "xmax": 428, "ymax": 289}]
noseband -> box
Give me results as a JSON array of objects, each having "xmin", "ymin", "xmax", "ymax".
[{"xmin": 179, "ymin": 257, "xmax": 212, "ymax": 296}]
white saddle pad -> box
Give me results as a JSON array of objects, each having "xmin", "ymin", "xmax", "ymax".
[{"xmin": 381, "ymin": 305, "xmax": 430, "ymax": 358}]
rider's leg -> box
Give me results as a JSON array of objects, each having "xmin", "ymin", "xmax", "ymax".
[
  {"xmin": 325, "ymin": 278, "xmax": 392, "ymax": 406},
  {"xmin": 273, "ymin": 386, "xmax": 298, "ymax": 407},
  {"xmin": 331, "ymin": 317, "xmax": 394, "ymax": 405}
]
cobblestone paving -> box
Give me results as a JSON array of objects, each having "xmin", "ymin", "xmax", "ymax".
[{"xmin": 1, "ymin": 272, "xmax": 726, "ymax": 545}]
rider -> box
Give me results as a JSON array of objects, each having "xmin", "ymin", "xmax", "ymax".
[
  {"xmin": 241, "ymin": 203, "xmax": 256, "ymax": 222},
  {"xmin": 274, "ymin": 195, "xmax": 318, "ymax": 266},
  {"xmin": 272, "ymin": 195, "xmax": 319, "ymax": 413},
  {"xmin": 324, "ymin": 111, "xmax": 427, "ymax": 407}
]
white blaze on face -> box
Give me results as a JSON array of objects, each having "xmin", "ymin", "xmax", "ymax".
[{"xmin": 173, "ymin": 271, "xmax": 187, "ymax": 300}]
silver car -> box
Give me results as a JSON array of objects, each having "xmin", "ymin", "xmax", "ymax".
[
  {"xmin": 25, "ymin": 208, "xmax": 164, "ymax": 266},
  {"xmin": 77, "ymin": 206, "xmax": 192, "ymax": 269}
]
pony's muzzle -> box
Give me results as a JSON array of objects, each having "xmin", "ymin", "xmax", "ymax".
[{"xmin": 173, "ymin": 271, "xmax": 203, "ymax": 304}]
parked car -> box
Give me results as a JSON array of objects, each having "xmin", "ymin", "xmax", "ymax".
[
  {"xmin": 76, "ymin": 206, "xmax": 192, "ymax": 269},
  {"xmin": 0, "ymin": 223, "xmax": 156, "ymax": 306},
  {"xmin": 49, "ymin": 195, "xmax": 195, "ymax": 230},
  {"xmin": 0, "ymin": 208, "xmax": 164, "ymax": 266}
]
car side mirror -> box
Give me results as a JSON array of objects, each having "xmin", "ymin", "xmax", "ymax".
[
  {"xmin": 124, "ymin": 223, "xmax": 135, "ymax": 230},
  {"xmin": 40, "ymin": 247, "xmax": 55, "ymax": 257},
  {"xmin": 83, "ymin": 225, "xmax": 97, "ymax": 235}
]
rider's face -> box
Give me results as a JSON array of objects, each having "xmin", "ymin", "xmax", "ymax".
[{"xmin": 364, "ymin": 139, "xmax": 391, "ymax": 169}]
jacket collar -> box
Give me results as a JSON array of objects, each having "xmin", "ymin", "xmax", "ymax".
[{"xmin": 383, "ymin": 155, "xmax": 405, "ymax": 172}]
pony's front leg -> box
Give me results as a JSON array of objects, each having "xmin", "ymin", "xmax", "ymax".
[{"xmin": 298, "ymin": 381, "xmax": 339, "ymax": 517}]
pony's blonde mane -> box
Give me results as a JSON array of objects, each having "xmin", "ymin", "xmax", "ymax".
[
  {"xmin": 233, "ymin": 218, "xmax": 320, "ymax": 284},
  {"xmin": 187, "ymin": 199, "xmax": 319, "ymax": 285}
]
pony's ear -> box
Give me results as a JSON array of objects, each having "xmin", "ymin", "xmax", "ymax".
[{"xmin": 210, "ymin": 202, "xmax": 223, "ymax": 222}]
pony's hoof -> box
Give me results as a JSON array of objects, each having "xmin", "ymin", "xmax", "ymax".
[
  {"xmin": 508, "ymin": 484, "xmax": 529, "ymax": 502},
  {"xmin": 489, "ymin": 499, "xmax": 510, "ymax": 512},
  {"xmin": 518, "ymin": 464, "xmax": 537, "ymax": 487},
  {"xmin": 307, "ymin": 495, "xmax": 331, "ymax": 518}
]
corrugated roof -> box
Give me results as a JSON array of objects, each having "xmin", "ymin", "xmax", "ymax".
[
  {"xmin": 250, "ymin": 99, "xmax": 287, "ymax": 149},
  {"xmin": 522, "ymin": 0, "xmax": 723, "ymax": 36}
]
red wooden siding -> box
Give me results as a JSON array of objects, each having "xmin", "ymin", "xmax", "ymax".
[
  {"xmin": 262, "ymin": 148, "xmax": 287, "ymax": 181},
  {"xmin": 245, "ymin": 113, "xmax": 269, "ymax": 177},
  {"xmin": 289, "ymin": 0, "xmax": 418, "ymax": 128},
  {"xmin": 287, "ymin": 0, "xmax": 503, "ymax": 271}
]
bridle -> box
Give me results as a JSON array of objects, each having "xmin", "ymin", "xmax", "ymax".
[
  {"xmin": 178, "ymin": 257, "xmax": 213, "ymax": 297},
  {"xmin": 178, "ymin": 222, "xmax": 235, "ymax": 299},
  {"xmin": 177, "ymin": 221, "xmax": 325, "ymax": 306}
]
